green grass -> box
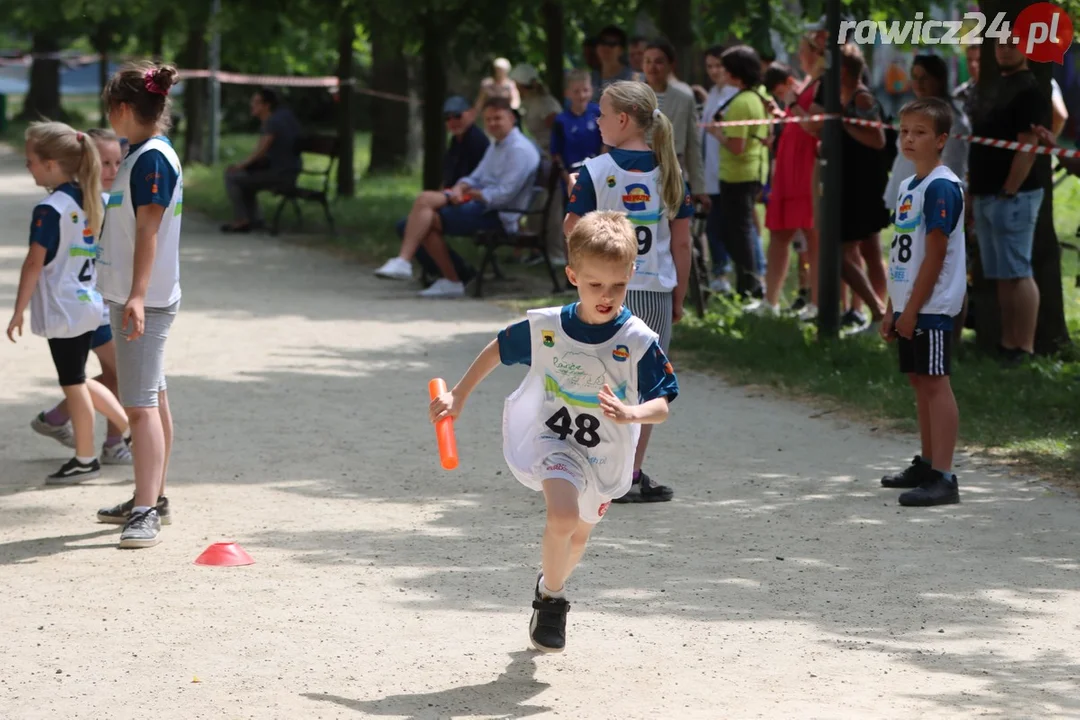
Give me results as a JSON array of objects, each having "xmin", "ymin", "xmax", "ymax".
[{"xmin": 181, "ymin": 131, "xmax": 419, "ymax": 263}]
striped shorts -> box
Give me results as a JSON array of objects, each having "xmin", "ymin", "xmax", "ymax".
[
  {"xmin": 898, "ymin": 327, "xmax": 952, "ymax": 376},
  {"xmin": 625, "ymin": 290, "xmax": 673, "ymax": 351}
]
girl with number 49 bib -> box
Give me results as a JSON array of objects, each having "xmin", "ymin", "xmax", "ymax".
[
  {"xmin": 95, "ymin": 62, "xmax": 184, "ymax": 549},
  {"xmin": 429, "ymin": 211, "xmax": 679, "ymax": 653},
  {"xmin": 564, "ymin": 80, "xmax": 694, "ymax": 503}
]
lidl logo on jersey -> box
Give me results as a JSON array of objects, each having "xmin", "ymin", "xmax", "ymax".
[
  {"xmin": 542, "ymin": 330, "xmax": 555, "ymax": 347},
  {"xmin": 622, "ymin": 184, "xmax": 651, "ymax": 211},
  {"xmin": 612, "ymin": 344, "xmax": 629, "ymax": 362},
  {"xmin": 606, "ymin": 175, "xmax": 617, "ymax": 188}
]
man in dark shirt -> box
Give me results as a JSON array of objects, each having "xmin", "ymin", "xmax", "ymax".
[
  {"xmin": 968, "ymin": 35, "xmax": 1051, "ymax": 361},
  {"xmin": 383, "ymin": 96, "xmax": 490, "ymax": 285},
  {"xmin": 222, "ymin": 88, "xmax": 303, "ymax": 232}
]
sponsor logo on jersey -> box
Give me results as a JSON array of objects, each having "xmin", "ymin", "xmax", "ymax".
[
  {"xmin": 545, "ymin": 462, "xmax": 572, "ymax": 475},
  {"xmin": 542, "ymin": 330, "xmax": 555, "ymax": 347},
  {"xmin": 897, "ymin": 195, "xmax": 913, "ymax": 222},
  {"xmin": 597, "ymin": 501, "xmax": 611, "ymax": 517},
  {"xmin": 70, "ymin": 212, "xmax": 79, "ymax": 224},
  {"xmin": 612, "ymin": 345, "xmax": 629, "ymax": 362},
  {"xmin": 622, "ymin": 183, "xmax": 651, "ymax": 211},
  {"xmin": 606, "ymin": 174, "xmax": 617, "ymax": 188}
]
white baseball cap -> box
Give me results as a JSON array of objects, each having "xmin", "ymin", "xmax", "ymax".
[{"xmin": 509, "ymin": 63, "xmax": 541, "ymax": 86}]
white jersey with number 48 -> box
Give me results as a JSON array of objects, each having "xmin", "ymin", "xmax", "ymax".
[{"xmin": 502, "ymin": 306, "xmax": 658, "ymax": 498}]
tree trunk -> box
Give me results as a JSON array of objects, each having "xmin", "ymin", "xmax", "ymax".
[
  {"xmin": 91, "ymin": 23, "xmax": 111, "ymax": 128},
  {"xmin": 655, "ymin": 0, "xmax": 693, "ymax": 86},
  {"xmin": 180, "ymin": 6, "xmax": 210, "ymax": 166},
  {"xmin": 542, "ymin": 0, "xmax": 564, "ymax": 101},
  {"xmin": 19, "ymin": 32, "xmax": 64, "ymax": 122},
  {"xmin": 336, "ymin": 14, "xmax": 356, "ymax": 197},
  {"xmin": 150, "ymin": 9, "xmax": 168, "ymax": 60},
  {"xmin": 367, "ymin": 14, "xmax": 409, "ymax": 175},
  {"xmin": 971, "ymin": 0, "xmax": 1071, "ymax": 355},
  {"xmin": 421, "ymin": 13, "xmax": 448, "ymax": 191}
]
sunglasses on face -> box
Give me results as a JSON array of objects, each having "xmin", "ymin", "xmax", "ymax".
[{"xmin": 444, "ymin": 113, "xmax": 463, "ymax": 121}]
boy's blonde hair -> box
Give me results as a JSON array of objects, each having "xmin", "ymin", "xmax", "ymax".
[
  {"xmin": 567, "ymin": 210, "xmax": 638, "ymax": 270},
  {"xmin": 25, "ymin": 121, "xmax": 104, "ymax": 237},
  {"xmin": 601, "ymin": 80, "xmax": 684, "ymax": 220},
  {"xmin": 566, "ymin": 69, "xmax": 591, "ymax": 88}
]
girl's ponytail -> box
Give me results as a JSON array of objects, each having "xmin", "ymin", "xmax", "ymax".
[
  {"xmin": 650, "ymin": 111, "xmax": 684, "ymax": 220},
  {"xmin": 75, "ymin": 132, "xmax": 104, "ymax": 237}
]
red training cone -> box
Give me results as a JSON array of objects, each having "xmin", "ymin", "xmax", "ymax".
[{"xmin": 194, "ymin": 542, "xmax": 255, "ymax": 567}]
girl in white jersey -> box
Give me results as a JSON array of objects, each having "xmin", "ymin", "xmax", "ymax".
[
  {"xmin": 96, "ymin": 62, "xmax": 183, "ymax": 548},
  {"xmin": 7, "ymin": 122, "xmax": 117, "ymax": 483},
  {"xmin": 564, "ymin": 80, "xmax": 693, "ymax": 503},
  {"xmin": 32, "ymin": 129, "xmax": 134, "ymax": 466},
  {"xmin": 430, "ymin": 212, "xmax": 679, "ymax": 653}
]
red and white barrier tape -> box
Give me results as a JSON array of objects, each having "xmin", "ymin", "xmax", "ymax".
[{"xmin": 702, "ymin": 113, "xmax": 1080, "ymax": 159}]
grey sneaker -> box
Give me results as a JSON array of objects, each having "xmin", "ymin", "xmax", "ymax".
[
  {"xmin": 101, "ymin": 439, "xmax": 133, "ymax": 465},
  {"xmin": 98, "ymin": 495, "xmax": 171, "ymax": 526},
  {"xmin": 46, "ymin": 457, "xmax": 100, "ymax": 485},
  {"xmin": 118, "ymin": 508, "xmax": 162, "ymax": 549},
  {"xmin": 31, "ymin": 413, "xmax": 75, "ymax": 449}
]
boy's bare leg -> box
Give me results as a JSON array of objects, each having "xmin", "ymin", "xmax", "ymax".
[
  {"xmin": 540, "ymin": 479, "xmax": 581, "ymax": 593},
  {"xmin": 924, "ymin": 377, "xmax": 958, "ymax": 473}
]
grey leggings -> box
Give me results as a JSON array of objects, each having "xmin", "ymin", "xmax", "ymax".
[
  {"xmin": 624, "ymin": 290, "xmax": 673, "ymax": 351},
  {"xmin": 109, "ymin": 300, "xmax": 179, "ymax": 408}
]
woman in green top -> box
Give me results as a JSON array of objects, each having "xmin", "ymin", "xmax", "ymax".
[{"xmin": 707, "ymin": 45, "xmax": 769, "ymax": 300}]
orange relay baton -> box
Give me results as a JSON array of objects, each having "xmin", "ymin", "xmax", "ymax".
[{"xmin": 428, "ymin": 378, "xmax": 459, "ymax": 470}]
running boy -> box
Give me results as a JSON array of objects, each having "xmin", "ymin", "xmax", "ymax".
[
  {"xmin": 879, "ymin": 97, "xmax": 964, "ymax": 507},
  {"xmin": 8, "ymin": 122, "xmax": 111, "ymax": 482},
  {"xmin": 429, "ymin": 211, "xmax": 678, "ymax": 653},
  {"xmin": 31, "ymin": 128, "xmax": 133, "ymax": 465},
  {"xmin": 564, "ymin": 80, "xmax": 693, "ymax": 503},
  {"xmin": 95, "ymin": 62, "xmax": 183, "ymax": 547}
]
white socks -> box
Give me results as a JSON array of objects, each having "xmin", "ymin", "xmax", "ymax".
[
  {"xmin": 132, "ymin": 506, "xmax": 152, "ymax": 516},
  {"xmin": 76, "ymin": 455, "xmax": 95, "ymax": 465},
  {"xmin": 539, "ymin": 575, "xmax": 566, "ymax": 599}
]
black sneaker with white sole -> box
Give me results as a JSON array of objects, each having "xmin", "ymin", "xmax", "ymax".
[
  {"xmin": 118, "ymin": 508, "xmax": 162, "ymax": 549},
  {"xmin": 529, "ymin": 575, "xmax": 569, "ymax": 654},
  {"xmin": 97, "ymin": 495, "xmax": 172, "ymax": 526},
  {"xmin": 898, "ymin": 472, "xmax": 960, "ymax": 507},
  {"xmin": 45, "ymin": 457, "xmax": 100, "ymax": 485}
]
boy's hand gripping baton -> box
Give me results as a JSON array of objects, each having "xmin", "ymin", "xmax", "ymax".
[{"xmin": 428, "ymin": 378, "xmax": 459, "ymax": 470}]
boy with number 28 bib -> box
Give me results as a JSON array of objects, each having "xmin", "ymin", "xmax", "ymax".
[
  {"xmin": 880, "ymin": 97, "xmax": 965, "ymax": 507},
  {"xmin": 429, "ymin": 211, "xmax": 679, "ymax": 653}
]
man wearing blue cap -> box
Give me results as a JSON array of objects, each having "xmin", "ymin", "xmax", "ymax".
[{"xmin": 379, "ymin": 96, "xmax": 490, "ymax": 286}]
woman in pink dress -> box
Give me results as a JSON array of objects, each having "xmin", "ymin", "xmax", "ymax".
[{"xmin": 763, "ymin": 36, "xmax": 826, "ymax": 314}]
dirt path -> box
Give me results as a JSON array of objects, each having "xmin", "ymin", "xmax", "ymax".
[{"xmin": 1, "ymin": 148, "xmax": 1079, "ymax": 719}]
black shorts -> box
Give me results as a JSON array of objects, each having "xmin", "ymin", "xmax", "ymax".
[
  {"xmin": 48, "ymin": 332, "xmax": 93, "ymax": 387},
  {"xmin": 898, "ymin": 326, "xmax": 952, "ymax": 376}
]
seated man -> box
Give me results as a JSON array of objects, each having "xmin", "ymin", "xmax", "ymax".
[
  {"xmin": 222, "ymin": 88, "xmax": 303, "ymax": 233},
  {"xmin": 383, "ymin": 96, "xmax": 490, "ymax": 286},
  {"xmin": 374, "ymin": 97, "xmax": 540, "ymax": 298}
]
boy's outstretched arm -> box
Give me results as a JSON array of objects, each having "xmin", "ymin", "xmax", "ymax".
[{"xmin": 429, "ymin": 339, "xmax": 502, "ymax": 423}]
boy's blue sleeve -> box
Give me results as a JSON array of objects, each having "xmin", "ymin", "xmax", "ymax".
[
  {"xmin": 923, "ymin": 178, "xmax": 963, "ymax": 236},
  {"xmin": 130, "ymin": 149, "xmax": 178, "ymax": 210},
  {"xmin": 565, "ymin": 166, "xmax": 597, "ymax": 216},
  {"xmin": 675, "ymin": 182, "xmax": 695, "ymax": 219},
  {"xmin": 497, "ymin": 319, "xmax": 532, "ymax": 366},
  {"xmin": 29, "ymin": 204, "xmax": 61, "ymax": 265},
  {"xmin": 637, "ymin": 341, "xmax": 679, "ymax": 403}
]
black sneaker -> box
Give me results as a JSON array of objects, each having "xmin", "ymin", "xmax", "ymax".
[
  {"xmin": 45, "ymin": 457, "xmax": 100, "ymax": 485},
  {"xmin": 97, "ymin": 495, "xmax": 172, "ymax": 526},
  {"xmin": 789, "ymin": 289, "xmax": 809, "ymax": 313},
  {"xmin": 898, "ymin": 472, "xmax": 960, "ymax": 507},
  {"xmin": 840, "ymin": 309, "xmax": 868, "ymax": 330},
  {"xmin": 118, "ymin": 508, "xmax": 162, "ymax": 549},
  {"xmin": 611, "ymin": 470, "xmax": 674, "ymax": 503},
  {"xmin": 529, "ymin": 575, "xmax": 570, "ymax": 653},
  {"xmin": 881, "ymin": 456, "xmax": 933, "ymax": 488}
]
